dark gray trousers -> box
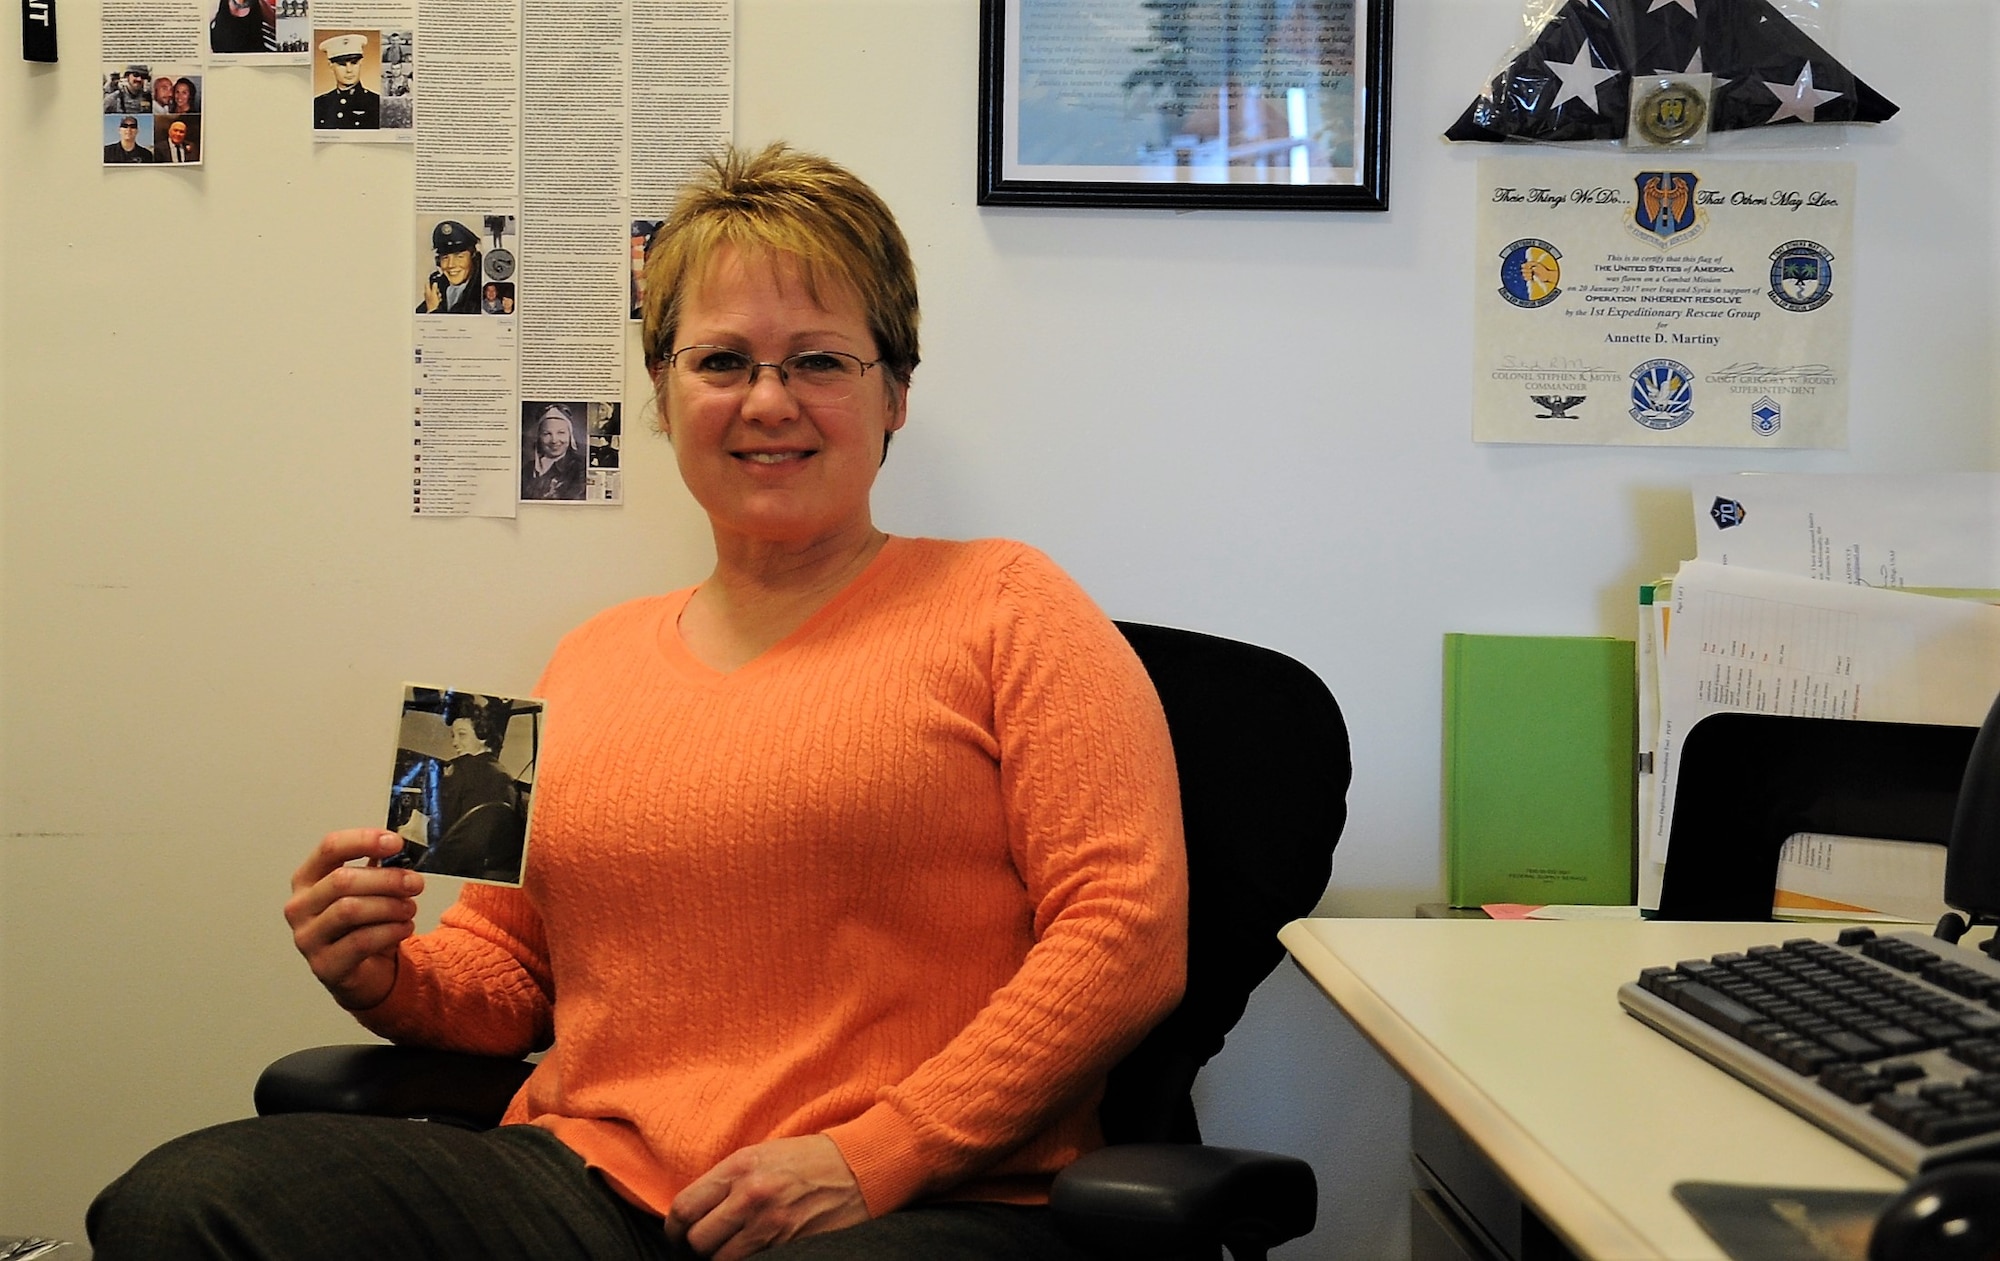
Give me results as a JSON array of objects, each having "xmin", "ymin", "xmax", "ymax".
[{"xmin": 87, "ymin": 1114, "xmax": 1100, "ymax": 1261}]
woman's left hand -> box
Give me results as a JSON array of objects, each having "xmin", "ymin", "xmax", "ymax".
[{"xmin": 665, "ymin": 1135, "xmax": 868, "ymax": 1260}]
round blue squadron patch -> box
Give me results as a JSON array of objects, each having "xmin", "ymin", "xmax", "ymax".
[
  {"xmin": 1768, "ymin": 241, "xmax": 1835, "ymax": 312},
  {"xmin": 1499, "ymin": 239, "xmax": 1562, "ymax": 308},
  {"xmin": 1630, "ymin": 359, "xmax": 1694, "ymax": 430}
]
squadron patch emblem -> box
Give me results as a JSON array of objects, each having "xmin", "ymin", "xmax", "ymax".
[
  {"xmin": 1632, "ymin": 172, "xmax": 1702, "ymax": 245},
  {"xmin": 1498, "ymin": 239, "xmax": 1563, "ymax": 309},
  {"xmin": 1768, "ymin": 241, "xmax": 1835, "ymax": 311},
  {"xmin": 1630, "ymin": 359, "xmax": 1694, "ymax": 430}
]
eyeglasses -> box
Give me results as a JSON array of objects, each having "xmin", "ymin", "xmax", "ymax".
[{"xmin": 664, "ymin": 345, "xmax": 882, "ymax": 405}]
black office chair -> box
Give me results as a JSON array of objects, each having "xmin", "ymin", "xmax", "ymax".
[{"xmin": 258, "ymin": 622, "xmax": 1352, "ymax": 1261}]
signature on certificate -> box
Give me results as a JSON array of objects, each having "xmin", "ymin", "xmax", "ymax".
[
  {"xmin": 1498, "ymin": 354, "xmax": 1612, "ymax": 373},
  {"xmin": 1705, "ymin": 363, "xmax": 1835, "ymax": 382}
]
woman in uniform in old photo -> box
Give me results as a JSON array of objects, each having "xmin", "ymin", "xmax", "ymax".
[
  {"xmin": 389, "ymin": 695, "xmax": 526, "ymax": 884},
  {"xmin": 521, "ymin": 403, "xmax": 588, "ymax": 501}
]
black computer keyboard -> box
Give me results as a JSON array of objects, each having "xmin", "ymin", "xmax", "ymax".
[{"xmin": 1618, "ymin": 927, "xmax": 2000, "ymax": 1175}]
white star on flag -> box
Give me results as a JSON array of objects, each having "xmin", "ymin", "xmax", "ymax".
[
  {"xmin": 1653, "ymin": 50, "xmax": 1704, "ymax": 76},
  {"xmin": 1548, "ymin": 41, "xmax": 1619, "ymax": 114},
  {"xmin": 1764, "ymin": 62, "xmax": 1843, "ymax": 122},
  {"xmin": 1648, "ymin": 0, "xmax": 1698, "ymax": 15}
]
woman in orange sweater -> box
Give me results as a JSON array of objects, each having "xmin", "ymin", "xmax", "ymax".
[{"xmin": 90, "ymin": 145, "xmax": 1187, "ymax": 1261}]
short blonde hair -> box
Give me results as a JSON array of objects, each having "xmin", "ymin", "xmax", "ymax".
[{"xmin": 640, "ymin": 144, "xmax": 920, "ymax": 390}]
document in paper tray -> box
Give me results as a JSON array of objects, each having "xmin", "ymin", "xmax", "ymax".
[
  {"xmin": 1691, "ymin": 473, "xmax": 2000, "ymax": 595},
  {"xmin": 1640, "ymin": 560, "xmax": 2000, "ymax": 910},
  {"xmin": 1772, "ymin": 834, "xmax": 1951, "ymax": 924}
]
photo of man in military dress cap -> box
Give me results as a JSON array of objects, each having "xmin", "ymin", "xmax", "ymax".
[
  {"xmin": 418, "ymin": 220, "xmax": 484, "ymax": 315},
  {"xmin": 313, "ymin": 33, "xmax": 381, "ymax": 129}
]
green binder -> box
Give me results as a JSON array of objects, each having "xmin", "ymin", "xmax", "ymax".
[{"xmin": 1443, "ymin": 634, "xmax": 1637, "ymax": 907}]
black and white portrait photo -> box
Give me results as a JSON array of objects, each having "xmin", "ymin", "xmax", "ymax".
[
  {"xmin": 383, "ymin": 686, "xmax": 541, "ymax": 885},
  {"xmin": 520, "ymin": 402, "xmax": 590, "ymax": 502}
]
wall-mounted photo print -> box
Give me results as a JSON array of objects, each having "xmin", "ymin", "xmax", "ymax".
[
  {"xmin": 383, "ymin": 685, "xmax": 542, "ymax": 885},
  {"xmin": 101, "ymin": 109, "xmax": 155, "ymax": 165},
  {"xmin": 520, "ymin": 402, "xmax": 591, "ymax": 502},
  {"xmin": 631, "ymin": 218, "xmax": 663, "ymax": 320},
  {"xmin": 157, "ymin": 116, "xmax": 202, "ymax": 164},
  {"xmin": 312, "ymin": 27, "xmax": 413, "ymax": 139},
  {"xmin": 416, "ymin": 214, "xmax": 517, "ymax": 316},
  {"xmin": 103, "ymin": 64, "xmax": 156, "ymax": 115},
  {"xmin": 106, "ymin": 64, "xmax": 203, "ymax": 166},
  {"xmin": 209, "ymin": 0, "xmax": 310, "ymax": 60},
  {"xmin": 588, "ymin": 404, "xmax": 621, "ymax": 470}
]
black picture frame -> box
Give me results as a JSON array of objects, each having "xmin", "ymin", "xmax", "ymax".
[{"xmin": 978, "ymin": 0, "xmax": 1392, "ymax": 212}]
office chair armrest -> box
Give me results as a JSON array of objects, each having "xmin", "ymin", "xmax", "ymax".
[
  {"xmin": 1050, "ymin": 1143, "xmax": 1317, "ymax": 1261},
  {"xmin": 254, "ymin": 1045, "xmax": 533, "ymax": 1130}
]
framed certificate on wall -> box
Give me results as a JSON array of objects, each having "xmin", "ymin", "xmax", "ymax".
[{"xmin": 978, "ymin": 0, "xmax": 1393, "ymax": 211}]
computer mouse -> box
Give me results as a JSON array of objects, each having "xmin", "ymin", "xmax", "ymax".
[{"xmin": 1868, "ymin": 1161, "xmax": 2000, "ymax": 1261}]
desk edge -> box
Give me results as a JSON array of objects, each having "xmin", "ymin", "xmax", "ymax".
[{"xmin": 1279, "ymin": 919, "xmax": 1665, "ymax": 1261}]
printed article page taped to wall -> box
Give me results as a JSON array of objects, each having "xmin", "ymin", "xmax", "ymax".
[
  {"xmin": 311, "ymin": 2, "xmax": 417, "ymax": 143},
  {"xmin": 1474, "ymin": 158, "xmax": 1855, "ymax": 449},
  {"xmin": 518, "ymin": 1, "xmax": 629, "ymax": 507},
  {"xmin": 631, "ymin": 0, "xmax": 733, "ymax": 220},
  {"xmin": 100, "ymin": 1, "xmax": 204, "ymax": 168},
  {"xmin": 411, "ymin": 0, "xmax": 730, "ymax": 515},
  {"xmin": 412, "ymin": 0, "xmax": 523, "ymax": 517},
  {"xmin": 102, "ymin": 0, "xmax": 202, "ymax": 62}
]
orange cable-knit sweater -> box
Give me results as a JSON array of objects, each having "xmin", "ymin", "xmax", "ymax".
[{"xmin": 356, "ymin": 537, "xmax": 1188, "ymax": 1219}]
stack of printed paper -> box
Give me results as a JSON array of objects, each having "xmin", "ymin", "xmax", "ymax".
[{"xmin": 1640, "ymin": 474, "xmax": 2000, "ymax": 913}]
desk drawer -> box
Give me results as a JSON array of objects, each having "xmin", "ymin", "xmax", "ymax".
[
  {"xmin": 1411, "ymin": 1094, "xmax": 1578, "ymax": 1261},
  {"xmin": 1413, "ymin": 1187, "xmax": 1505, "ymax": 1261}
]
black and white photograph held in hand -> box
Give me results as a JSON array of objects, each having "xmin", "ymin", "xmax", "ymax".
[{"xmin": 383, "ymin": 686, "xmax": 541, "ymax": 885}]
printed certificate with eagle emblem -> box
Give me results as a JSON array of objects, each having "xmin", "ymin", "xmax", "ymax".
[{"xmin": 1473, "ymin": 157, "xmax": 1854, "ymax": 447}]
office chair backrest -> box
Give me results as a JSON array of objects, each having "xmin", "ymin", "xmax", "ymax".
[
  {"xmin": 1945, "ymin": 690, "xmax": 2000, "ymax": 925},
  {"xmin": 1105, "ymin": 622, "xmax": 1351, "ymax": 1144}
]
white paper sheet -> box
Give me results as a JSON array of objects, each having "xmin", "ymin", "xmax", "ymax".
[
  {"xmin": 100, "ymin": 2, "xmax": 206, "ymax": 167},
  {"xmin": 409, "ymin": 0, "xmax": 730, "ymax": 514},
  {"xmin": 1641, "ymin": 560, "xmax": 2000, "ymax": 909},
  {"xmin": 310, "ymin": 2, "xmax": 416, "ymax": 143},
  {"xmin": 1692, "ymin": 473, "xmax": 2000, "ymax": 594},
  {"xmin": 410, "ymin": 0, "xmax": 522, "ymax": 517},
  {"xmin": 1474, "ymin": 157, "xmax": 1855, "ymax": 447},
  {"xmin": 1773, "ymin": 833, "xmax": 1950, "ymax": 924}
]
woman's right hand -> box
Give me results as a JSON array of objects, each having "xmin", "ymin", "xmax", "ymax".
[{"xmin": 285, "ymin": 828, "xmax": 424, "ymax": 1011}]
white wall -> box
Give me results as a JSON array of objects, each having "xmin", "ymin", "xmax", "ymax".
[{"xmin": 3, "ymin": 1, "xmax": 1995, "ymax": 1254}]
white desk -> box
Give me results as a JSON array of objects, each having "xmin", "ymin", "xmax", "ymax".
[{"xmin": 1280, "ymin": 918, "xmax": 1908, "ymax": 1260}]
